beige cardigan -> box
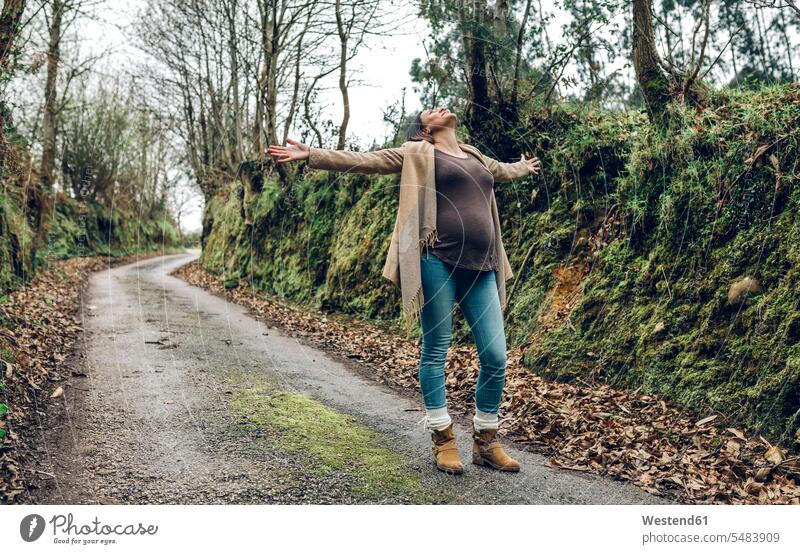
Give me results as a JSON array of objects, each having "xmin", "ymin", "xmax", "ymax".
[{"xmin": 307, "ymin": 139, "xmax": 532, "ymax": 333}]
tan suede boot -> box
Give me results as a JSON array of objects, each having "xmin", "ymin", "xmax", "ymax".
[
  {"xmin": 429, "ymin": 422, "xmax": 464, "ymax": 474},
  {"xmin": 471, "ymin": 423, "xmax": 521, "ymax": 471}
]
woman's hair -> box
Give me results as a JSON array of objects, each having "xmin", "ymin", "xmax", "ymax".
[{"xmin": 405, "ymin": 111, "xmax": 434, "ymax": 143}]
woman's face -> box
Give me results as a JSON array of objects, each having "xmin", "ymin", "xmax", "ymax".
[{"xmin": 420, "ymin": 106, "xmax": 457, "ymax": 131}]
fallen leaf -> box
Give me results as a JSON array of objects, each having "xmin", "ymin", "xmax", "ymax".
[
  {"xmin": 727, "ymin": 427, "xmax": 746, "ymax": 441},
  {"xmin": 754, "ymin": 467, "xmax": 772, "ymax": 482},
  {"xmin": 764, "ymin": 446, "xmax": 783, "ymax": 465},
  {"xmin": 696, "ymin": 415, "xmax": 718, "ymax": 427}
]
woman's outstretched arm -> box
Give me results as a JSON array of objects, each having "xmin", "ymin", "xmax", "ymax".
[
  {"xmin": 481, "ymin": 151, "xmax": 541, "ymax": 183},
  {"xmin": 267, "ymin": 138, "xmax": 404, "ymax": 175}
]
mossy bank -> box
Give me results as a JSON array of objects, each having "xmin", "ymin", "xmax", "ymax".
[{"xmin": 0, "ymin": 130, "xmax": 182, "ymax": 295}]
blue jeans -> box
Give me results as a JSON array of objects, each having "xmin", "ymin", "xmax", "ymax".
[{"xmin": 418, "ymin": 250, "xmax": 507, "ymax": 413}]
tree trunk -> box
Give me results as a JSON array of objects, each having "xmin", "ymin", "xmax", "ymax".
[
  {"xmin": 510, "ymin": 0, "xmax": 532, "ymax": 108},
  {"xmin": 462, "ymin": 1, "xmax": 492, "ymax": 144},
  {"xmin": 335, "ymin": 0, "xmax": 350, "ymax": 151},
  {"xmin": 0, "ymin": 0, "xmax": 26, "ymax": 172},
  {"xmin": 303, "ymin": 76, "xmax": 324, "ymax": 148},
  {"xmin": 631, "ymin": 0, "xmax": 670, "ymax": 124},
  {"xmin": 283, "ymin": 32, "xmax": 304, "ymax": 145},
  {"xmin": 0, "ymin": 0, "xmax": 26, "ymax": 70},
  {"xmin": 252, "ymin": 2, "xmax": 269, "ymax": 155},
  {"xmin": 224, "ymin": 0, "xmax": 244, "ymax": 163},
  {"xmin": 41, "ymin": 0, "xmax": 64, "ymax": 190},
  {"xmin": 255, "ymin": 0, "xmax": 281, "ymax": 156}
]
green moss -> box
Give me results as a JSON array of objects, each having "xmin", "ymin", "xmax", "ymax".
[
  {"xmin": 226, "ymin": 368, "xmax": 430, "ymax": 501},
  {"xmin": 1, "ymin": 173, "xmax": 181, "ymax": 295},
  {"xmin": 0, "ymin": 188, "xmax": 35, "ymax": 291},
  {"xmin": 515, "ymin": 84, "xmax": 800, "ymax": 449},
  {"xmin": 201, "ymin": 170, "xmax": 406, "ymax": 320}
]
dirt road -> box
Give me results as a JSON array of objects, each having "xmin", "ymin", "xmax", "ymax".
[{"xmin": 27, "ymin": 252, "xmax": 671, "ymax": 504}]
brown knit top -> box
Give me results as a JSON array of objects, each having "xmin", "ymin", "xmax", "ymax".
[{"xmin": 429, "ymin": 148, "xmax": 497, "ymax": 271}]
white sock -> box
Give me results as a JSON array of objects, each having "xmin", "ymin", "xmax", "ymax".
[
  {"xmin": 425, "ymin": 406, "xmax": 452, "ymax": 431},
  {"xmin": 473, "ymin": 407, "xmax": 499, "ymax": 430}
]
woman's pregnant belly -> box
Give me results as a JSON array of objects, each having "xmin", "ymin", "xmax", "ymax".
[
  {"xmin": 430, "ymin": 150, "xmax": 497, "ymax": 270},
  {"xmin": 434, "ymin": 204, "xmax": 494, "ymax": 256}
]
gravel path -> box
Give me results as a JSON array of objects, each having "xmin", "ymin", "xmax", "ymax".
[{"xmin": 27, "ymin": 252, "xmax": 672, "ymax": 504}]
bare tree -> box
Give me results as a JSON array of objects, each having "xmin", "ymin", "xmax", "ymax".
[
  {"xmin": 38, "ymin": 0, "xmax": 98, "ymax": 189},
  {"xmin": 510, "ymin": 0, "xmax": 533, "ymax": 109},
  {"xmin": 0, "ymin": 0, "xmax": 27, "ymax": 172},
  {"xmin": 632, "ymin": 0, "xmax": 712, "ymax": 124},
  {"xmin": 632, "ymin": 0, "xmax": 671, "ymax": 122},
  {"xmin": 132, "ymin": 0, "xmax": 413, "ymax": 196},
  {"xmin": 40, "ymin": 0, "xmax": 66, "ymax": 189},
  {"xmin": 252, "ymin": 0, "xmax": 316, "ymax": 155},
  {"xmin": 682, "ymin": 0, "xmax": 712, "ymax": 99},
  {"xmin": 458, "ymin": 0, "xmax": 492, "ymax": 142},
  {"xmin": 0, "ymin": 0, "xmax": 27, "ymax": 71},
  {"xmin": 748, "ymin": 0, "xmax": 800, "ymax": 17},
  {"xmin": 135, "ymin": 0, "xmax": 319, "ymax": 194},
  {"xmin": 332, "ymin": 0, "xmax": 383, "ymax": 149}
]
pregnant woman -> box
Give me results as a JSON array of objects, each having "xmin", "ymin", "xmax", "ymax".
[{"xmin": 267, "ymin": 106, "xmax": 540, "ymax": 475}]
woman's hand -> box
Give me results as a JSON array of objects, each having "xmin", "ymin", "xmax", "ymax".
[
  {"xmin": 521, "ymin": 153, "xmax": 541, "ymax": 175},
  {"xmin": 266, "ymin": 138, "xmax": 310, "ymax": 163}
]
